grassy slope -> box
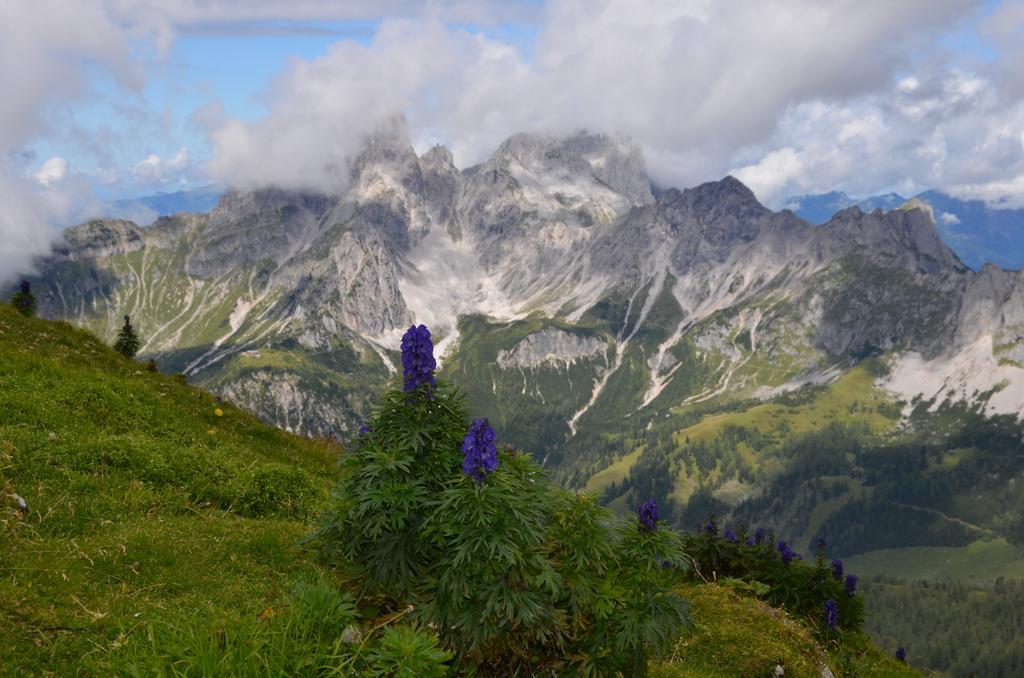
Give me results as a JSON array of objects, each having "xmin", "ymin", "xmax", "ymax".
[
  {"xmin": 845, "ymin": 538, "xmax": 1024, "ymax": 580},
  {"xmin": 0, "ymin": 303, "xmax": 338, "ymax": 672},
  {"xmin": 653, "ymin": 583, "xmax": 917, "ymax": 678},
  {"xmin": 585, "ymin": 364, "xmax": 899, "ymax": 498},
  {"xmin": 0, "ymin": 305, "xmax": 918, "ymax": 675}
]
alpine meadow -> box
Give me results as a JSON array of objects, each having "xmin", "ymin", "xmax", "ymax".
[{"xmin": 4, "ymin": 1, "xmax": 1024, "ymax": 676}]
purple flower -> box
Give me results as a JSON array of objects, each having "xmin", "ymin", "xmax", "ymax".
[
  {"xmin": 701, "ymin": 518, "xmax": 718, "ymax": 536},
  {"xmin": 831, "ymin": 559, "xmax": 844, "ymax": 580},
  {"xmin": 744, "ymin": 536, "xmax": 754, "ymax": 546},
  {"xmin": 845, "ymin": 574, "xmax": 857, "ymax": 597},
  {"xmin": 358, "ymin": 423, "xmax": 371, "ymax": 435},
  {"xmin": 400, "ymin": 324, "xmax": 437, "ymax": 393},
  {"xmin": 461, "ymin": 417, "xmax": 498, "ymax": 483},
  {"xmin": 895, "ymin": 647, "xmax": 906, "ymax": 662},
  {"xmin": 638, "ymin": 499, "xmax": 659, "ymax": 532},
  {"xmin": 824, "ymin": 599, "xmax": 839, "ymax": 630},
  {"xmin": 778, "ymin": 541, "xmax": 794, "ymax": 565},
  {"xmin": 19, "ymin": 280, "xmax": 30, "ymax": 295},
  {"xmin": 754, "ymin": 527, "xmax": 765, "ymax": 545},
  {"xmin": 724, "ymin": 526, "xmax": 737, "ymax": 543}
]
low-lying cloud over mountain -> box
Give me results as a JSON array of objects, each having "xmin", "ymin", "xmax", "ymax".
[{"xmin": 7, "ymin": 1, "xmax": 1024, "ymax": 282}]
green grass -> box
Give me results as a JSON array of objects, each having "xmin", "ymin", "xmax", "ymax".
[
  {"xmin": 0, "ymin": 304, "xmax": 917, "ymax": 674},
  {"xmin": 844, "ymin": 538, "xmax": 1024, "ymax": 581},
  {"xmin": 585, "ymin": 364, "xmax": 899, "ymax": 502},
  {"xmin": 651, "ymin": 582, "xmax": 919, "ymax": 677},
  {"xmin": 0, "ymin": 303, "xmax": 339, "ymax": 673}
]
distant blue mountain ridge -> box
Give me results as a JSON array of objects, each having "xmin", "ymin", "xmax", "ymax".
[
  {"xmin": 105, "ymin": 184, "xmax": 225, "ymax": 224},
  {"xmin": 785, "ymin": 190, "xmax": 1024, "ymax": 271}
]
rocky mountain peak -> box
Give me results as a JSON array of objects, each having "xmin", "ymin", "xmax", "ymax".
[
  {"xmin": 189, "ymin": 188, "xmax": 335, "ymax": 278},
  {"xmin": 821, "ymin": 201, "xmax": 966, "ymax": 275},
  {"xmin": 485, "ymin": 131, "xmax": 652, "ymax": 207},
  {"xmin": 349, "ymin": 114, "xmax": 422, "ymax": 192},
  {"xmin": 561, "ymin": 131, "xmax": 654, "ymax": 206},
  {"xmin": 52, "ymin": 219, "xmax": 144, "ymax": 261},
  {"xmin": 666, "ymin": 177, "xmax": 769, "ymax": 250},
  {"xmin": 420, "ymin": 144, "xmax": 455, "ymax": 172}
]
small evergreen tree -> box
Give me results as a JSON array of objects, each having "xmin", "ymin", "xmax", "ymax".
[
  {"xmin": 10, "ymin": 279, "xmax": 36, "ymax": 317},
  {"xmin": 114, "ymin": 315, "xmax": 140, "ymax": 359}
]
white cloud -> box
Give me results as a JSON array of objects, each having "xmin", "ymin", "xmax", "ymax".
[
  {"xmin": 940, "ymin": 211, "xmax": 961, "ymax": 224},
  {"xmin": 198, "ymin": 0, "xmax": 985, "ymax": 198},
  {"xmin": 723, "ymin": 65, "xmax": 1024, "ymax": 207},
  {"xmin": 947, "ymin": 174, "xmax": 1024, "ymax": 208},
  {"xmin": 732, "ymin": 148, "xmax": 803, "ymax": 203},
  {"xmin": 0, "ymin": 0, "xmax": 149, "ymax": 282},
  {"xmin": 132, "ymin": 147, "xmax": 193, "ymax": 185},
  {"xmin": 32, "ymin": 157, "xmax": 68, "ymax": 186},
  {"xmin": 8, "ymin": 0, "xmax": 1024, "ymax": 280}
]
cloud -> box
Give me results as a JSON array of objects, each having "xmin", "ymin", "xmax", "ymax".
[
  {"xmin": 131, "ymin": 147, "xmax": 195, "ymax": 186},
  {"xmin": 32, "ymin": 157, "xmax": 68, "ymax": 186},
  {"xmin": 199, "ymin": 0, "xmax": 986, "ymax": 199},
  {"xmin": 0, "ymin": 0, "xmax": 150, "ymax": 282},
  {"xmin": 7, "ymin": 0, "xmax": 1024, "ymax": 281},
  {"xmin": 724, "ymin": 66, "xmax": 1024, "ymax": 207},
  {"xmin": 732, "ymin": 149, "xmax": 804, "ymax": 205},
  {"xmin": 940, "ymin": 211, "xmax": 962, "ymax": 224}
]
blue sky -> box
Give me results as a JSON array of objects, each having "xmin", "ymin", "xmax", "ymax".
[
  {"xmin": 3, "ymin": 0, "xmax": 1024, "ymax": 278},
  {"xmin": 28, "ymin": 12, "xmax": 542, "ymax": 200}
]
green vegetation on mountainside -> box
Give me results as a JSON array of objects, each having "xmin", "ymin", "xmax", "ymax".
[
  {"xmin": 0, "ymin": 304, "xmax": 916, "ymax": 675},
  {"xmin": 0, "ymin": 302, "xmax": 338, "ymax": 671},
  {"xmin": 860, "ymin": 577, "xmax": 1024, "ymax": 676}
]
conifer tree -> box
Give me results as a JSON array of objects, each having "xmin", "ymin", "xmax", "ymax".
[
  {"xmin": 10, "ymin": 279, "xmax": 36, "ymax": 317},
  {"xmin": 114, "ymin": 315, "xmax": 140, "ymax": 359}
]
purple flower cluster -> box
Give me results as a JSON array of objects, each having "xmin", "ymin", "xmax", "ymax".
[
  {"xmin": 723, "ymin": 526, "xmax": 737, "ymax": 543},
  {"xmin": 461, "ymin": 417, "xmax": 498, "ymax": 483},
  {"xmin": 701, "ymin": 518, "xmax": 718, "ymax": 537},
  {"xmin": 401, "ymin": 324, "xmax": 437, "ymax": 393},
  {"xmin": 778, "ymin": 541, "xmax": 796, "ymax": 565},
  {"xmin": 844, "ymin": 574, "xmax": 857, "ymax": 597},
  {"xmin": 358, "ymin": 423, "xmax": 371, "ymax": 435},
  {"xmin": 754, "ymin": 527, "xmax": 766, "ymax": 545},
  {"xmin": 823, "ymin": 599, "xmax": 839, "ymax": 630},
  {"xmin": 895, "ymin": 647, "xmax": 906, "ymax": 662},
  {"xmin": 638, "ymin": 499, "xmax": 659, "ymax": 532},
  {"xmin": 831, "ymin": 559, "xmax": 844, "ymax": 580}
]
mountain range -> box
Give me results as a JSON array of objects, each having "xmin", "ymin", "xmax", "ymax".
[
  {"xmin": 19, "ymin": 117, "xmax": 1024, "ymax": 565},
  {"xmin": 786, "ymin": 189, "xmax": 1024, "ymax": 271},
  {"xmin": 103, "ymin": 183, "xmax": 226, "ymax": 225}
]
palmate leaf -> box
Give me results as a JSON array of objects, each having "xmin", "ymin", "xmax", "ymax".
[{"xmin": 309, "ymin": 330, "xmax": 695, "ymax": 676}]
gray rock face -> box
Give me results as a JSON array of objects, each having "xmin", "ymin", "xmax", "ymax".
[
  {"xmin": 27, "ymin": 121, "xmax": 1024, "ymax": 435},
  {"xmin": 217, "ymin": 369, "xmax": 353, "ymax": 438},
  {"xmin": 188, "ymin": 189, "xmax": 335, "ymax": 278},
  {"xmin": 562, "ymin": 132, "xmax": 654, "ymax": 206},
  {"xmin": 52, "ymin": 220, "xmax": 145, "ymax": 261},
  {"xmin": 272, "ymin": 227, "xmax": 412, "ymax": 339},
  {"xmin": 497, "ymin": 328, "xmax": 608, "ymax": 369},
  {"xmin": 816, "ymin": 204, "xmax": 968, "ymax": 276}
]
